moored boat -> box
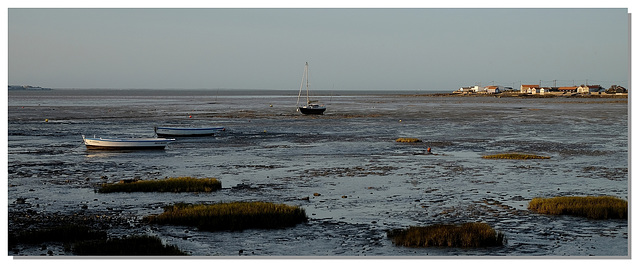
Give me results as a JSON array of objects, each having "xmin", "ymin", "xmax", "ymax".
[
  {"xmin": 296, "ymin": 62, "xmax": 327, "ymax": 115},
  {"xmin": 154, "ymin": 126, "xmax": 225, "ymax": 137},
  {"xmin": 82, "ymin": 135, "xmax": 175, "ymax": 150},
  {"xmin": 298, "ymin": 104, "xmax": 326, "ymax": 115}
]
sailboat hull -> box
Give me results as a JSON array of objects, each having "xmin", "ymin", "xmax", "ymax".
[{"xmin": 298, "ymin": 106, "xmax": 326, "ymax": 115}]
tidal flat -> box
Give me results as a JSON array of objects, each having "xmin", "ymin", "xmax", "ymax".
[{"xmin": 7, "ymin": 89, "xmax": 628, "ymax": 256}]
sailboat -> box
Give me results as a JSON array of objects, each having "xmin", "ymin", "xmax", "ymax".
[{"xmin": 296, "ymin": 62, "xmax": 326, "ymax": 115}]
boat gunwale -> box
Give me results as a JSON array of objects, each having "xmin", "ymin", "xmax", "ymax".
[
  {"xmin": 84, "ymin": 145, "xmax": 169, "ymax": 150},
  {"xmin": 83, "ymin": 138, "xmax": 175, "ymax": 143},
  {"xmin": 155, "ymin": 127, "xmax": 224, "ymax": 131}
]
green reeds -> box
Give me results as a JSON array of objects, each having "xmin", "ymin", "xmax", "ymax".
[
  {"xmin": 72, "ymin": 235, "xmax": 187, "ymax": 256},
  {"xmin": 396, "ymin": 138, "xmax": 422, "ymax": 143},
  {"xmin": 387, "ymin": 222, "xmax": 505, "ymax": 248},
  {"xmin": 482, "ymin": 153, "xmax": 550, "ymax": 160},
  {"xmin": 528, "ymin": 196, "xmax": 627, "ymax": 219},
  {"xmin": 145, "ymin": 202, "xmax": 308, "ymax": 231},
  {"xmin": 98, "ymin": 177, "xmax": 221, "ymax": 193}
]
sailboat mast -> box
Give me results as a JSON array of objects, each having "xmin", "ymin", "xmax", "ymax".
[
  {"xmin": 305, "ymin": 62, "xmax": 310, "ymax": 104},
  {"xmin": 296, "ymin": 62, "xmax": 306, "ymax": 107}
]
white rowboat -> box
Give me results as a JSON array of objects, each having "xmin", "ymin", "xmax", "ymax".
[
  {"xmin": 154, "ymin": 126, "xmax": 225, "ymax": 137},
  {"xmin": 82, "ymin": 135, "xmax": 175, "ymax": 150}
]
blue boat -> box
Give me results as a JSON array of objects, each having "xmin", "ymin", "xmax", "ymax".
[{"xmin": 154, "ymin": 126, "xmax": 225, "ymax": 137}]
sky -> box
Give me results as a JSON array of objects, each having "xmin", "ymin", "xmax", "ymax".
[{"xmin": 5, "ymin": 4, "xmax": 633, "ymax": 91}]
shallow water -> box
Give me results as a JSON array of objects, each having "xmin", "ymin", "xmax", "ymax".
[{"xmin": 7, "ymin": 89, "xmax": 628, "ymax": 257}]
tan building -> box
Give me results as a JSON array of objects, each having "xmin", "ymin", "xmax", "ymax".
[
  {"xmin": 520, "ymin": 84, "xmax": 540, "ymax": 93},
  {"xmin": 558, "ymin": 86, "xmax": 578, "ymax": 92}
]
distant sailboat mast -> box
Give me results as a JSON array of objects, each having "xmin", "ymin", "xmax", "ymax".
[
  {"xmin": 305, "ymin": 62, "xmax": 310, "ymax": 105},
  {"xmin": 296, "ymin": 62, "xmax": 308, "ymax": 108}
]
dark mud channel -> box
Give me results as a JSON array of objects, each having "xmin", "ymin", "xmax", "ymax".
[{"xmin": 7, "ymin": 90, "xmax": 628, "ymax": 256}]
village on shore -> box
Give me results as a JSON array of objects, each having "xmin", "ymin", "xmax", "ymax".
[
  {"xmin": 8, "ymin": 85, "xmax": 52, "ymax": 91},
  {"xmin": 452, "ymin": 84, "xmax": 628, "ymax": 97}
]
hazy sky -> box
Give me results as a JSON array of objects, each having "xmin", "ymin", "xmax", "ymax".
[{"xmin": 8, "ymin": 8, "xmax": 630, "ymax": 90}]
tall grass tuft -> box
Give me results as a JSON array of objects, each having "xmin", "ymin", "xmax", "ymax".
[
  {"xmin": 482, "ymin": 153, "xmax": 550, "ymax": 160},
  {"xmin": 396, "ymin": 138, "xmax": 422, "ymax": 143},
  {"xmin": 98, "ymin": 177, "xmax": 221, "ymax": 193},
  {"xmin": 528, "ymin": 196, "xmax": 627, "ymax": 219},
  {"xmin": 145, "ymin": 202, "xmax": 308, "ymax": 231},
  {"xmin": 387, "ymin": 222, "xmax": 505, "ymax": 248},
  {"xmin": 72, "ymin": 235, "xmax": 187, "ymax": 256}
]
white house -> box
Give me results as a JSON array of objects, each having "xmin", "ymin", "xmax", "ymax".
[
  {"xmin": 485, "ymin": 86, "xmax": 501, "ymax": 94},
  {"xmin": 456, "ymin": 85, "xmax": 482, "ymax": 93},
  {"xmin": 577, "ymin": 85, "xmax": 602, "ymax": 93}
]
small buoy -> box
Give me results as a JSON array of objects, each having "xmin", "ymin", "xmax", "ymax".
[
  {"xmin": 399, "ymin": 119, "xmax": 402, "ymax": 122},
  {"xmin": 269, "ymin": 104, "xmax": 273, "ymax": 107},
  {"xmin": 263, "ymin": 130, "xmax": 267, "ymax": 133},
  {"xmin": 44, "ymin": 119, "xmax": 48, "ymax": 122},
  {"xmin": 189, "ymin": 115, "xmax": 192, "ymax": 118}
]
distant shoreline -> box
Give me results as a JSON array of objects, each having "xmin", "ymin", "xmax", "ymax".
[
  {"xmin": 407, "ymin": 92, "xmax": 629, "ymax": 99},
  {"xmin": 6, "ymin": 88, "xmax": 628, "ymax": 98},
  {"xmin": 8, "ymin": 85, "xmax": 52, "ymax": 91}
]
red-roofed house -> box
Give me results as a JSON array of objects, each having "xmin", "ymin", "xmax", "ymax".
[{"xmin": 520, "ymin": 84, "xmax": 540, "ymax": 93}]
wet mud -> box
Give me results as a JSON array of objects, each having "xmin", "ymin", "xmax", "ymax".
[{"xmin": 7, "ymin": 89, "xmax": 628, "ymax": 256}]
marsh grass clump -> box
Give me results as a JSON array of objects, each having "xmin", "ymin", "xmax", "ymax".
[
  {"xmin": 528, "ymin": 196, "xmax": 627, "ymax": 219},
  {"xmin": 98, "ymin": 177, "xmax": 221, "ymax": 193},
  {"xmin": 396, "ymin": 138, "xmax": 422, "ymax": 143},
  {"xmin": 145, "ymin": 202, "xmax": 308, "ymax": 231},
  {"xmin": 482, "ymin": 153, "xmax": 550, "ymax": 160},
  {"xmin": 9, "ymin": 224, "xmax": 107, "ymax": 247},
  {"xmin": 72, "ymin": 235, "xmax": 187, "ymax": 256},
  {"xmin": 387, "ymin": 222, "xmax": 504, "ymax": 248}
]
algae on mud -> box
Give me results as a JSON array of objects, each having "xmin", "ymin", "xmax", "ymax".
[
  {"xmin": 482, "ymin": 153, "xmax": 550, "ymax": 160},
  {"xmin": 8, "ymin": 224, "xmax": 107, "ymax": 247},
  {"xmin": 396, "ymin": 138, "xmax": 422, "ymax": 143},
  {"xmin": 72, "ymin": 235, "xmax": 187, "ymax": 256},
  {"xmin": 8, "ymin": 223, "xmax": 186, "ymax": 256}
]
